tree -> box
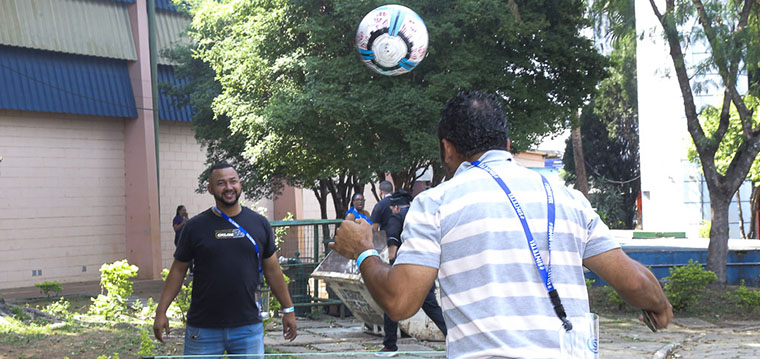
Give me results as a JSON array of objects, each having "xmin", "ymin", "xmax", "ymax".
[
  {"xmin": 180, "ymin": 0, "xmax": 606, "ymax": 218},
  {"xmin": 643, "ymin": 0, "xmax": 760, "ymax": 283},
  {"xmin": 565, "ymin": 0, "xmax": 641, "ymax": 229},
  {"xmin": 687, "ymin": 96, "xmax": 760, "ymax": 239}
]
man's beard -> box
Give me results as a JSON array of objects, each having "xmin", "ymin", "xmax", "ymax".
[{"xmin": 214, "ymin": 190, "xmax": 241, "ymax": 207}]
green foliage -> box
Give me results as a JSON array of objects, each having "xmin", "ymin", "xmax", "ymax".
[
  {"xmin": 563, "ymin": 28, "xmax": 639, "ymax": 229},
  {"xmin": 585, "ymin": 278, "xmax": 596, "ymax": 290},
  {"xmin": 687, "ymin": 96, "xmax": 760, "ymax": 179},
  {"xmin": 96, "ymin": 354, "xmax": 119, "ymax": 359},
  {"xmin": 10, "ymin": 306, "xmax": 30, "ymax": 321},
  {"xmin": 663, "ymin": 260, "xmax": 718, "ymax": 311},
  {"xmin": 699, "ymin": 220, "xmax": 712, "ymax": 238},
  {"xmin": 161, "ymin": 268, "xmax": 192, "ymax": 322},
  {"xmin": 137, "ymin": 329, "xmax": 155, "ymax": 356},
  {"xmin": 604, "ymin": 285, "xmax": 628, "ymax": 310},
  {"xmin": 733, "ymin": 280, "xmax": 760, "ymax": 308},
  {"xmin": 88, "ymin": 260, "xmax": 139, "ymax": 319},
  {"xmin": 175, "ymin": 0, "xmax": 607, "ymax": 217},
  {"xmin": 42, "ymin": 297, "xmax": 71, "ymax": 319},
  {"xmin": 274, "ymin": 212, "xmax": 294, "ymax": 248},
  {"xmin": 34, "ymin": 281, "xmax": 63, "ymax": 298}
]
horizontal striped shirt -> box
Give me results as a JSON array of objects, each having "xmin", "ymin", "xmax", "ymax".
[{"xmin": 395, "ymin": 150, "xmax": 619, "ymax": 358}]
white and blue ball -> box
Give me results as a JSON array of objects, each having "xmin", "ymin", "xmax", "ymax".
[{"xmin": 355, "ymin": 4, "xmax": 429, "ymax": 76}]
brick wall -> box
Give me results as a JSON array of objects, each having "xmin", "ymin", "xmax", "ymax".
[{"xmin": 0, "ymin": 110, "xmax": 126, "ymax": 289}]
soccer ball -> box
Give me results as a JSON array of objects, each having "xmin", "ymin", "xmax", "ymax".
[{"xmin": 355, "ymin": 4, "xmax": 428, "ymax": 76}]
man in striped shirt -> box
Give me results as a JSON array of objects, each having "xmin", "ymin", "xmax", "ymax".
[{"xmin": 332, "ymin": 91, "xmax": 672, "ymax": 358}]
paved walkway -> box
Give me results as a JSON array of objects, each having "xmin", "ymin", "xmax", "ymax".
[{"xmin": 4, "ymin": 280, "xmax": 760, "ymax": 358}]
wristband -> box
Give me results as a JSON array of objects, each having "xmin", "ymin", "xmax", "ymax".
[
  {"xmin": 282, "ymin": 306, "xmax": 295, "ymax": 314},
  {"xmin": 356, "ymin": 249, "xmax": 380, "ymax": 269}
]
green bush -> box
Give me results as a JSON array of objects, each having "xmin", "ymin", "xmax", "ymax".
[
  {"xmin": 34, "ymin": 281, "xmax": 62, "ymax": 298},
  {"xmin": 137, "ymin": 329, "xmax": 154, "ymax": 356},
  {"xmin": 161, "ymin": 268, "xmax": 192, "ymax": 322},
  {"xmin": 585, "ymin": 278, "xmax": 595, "ymax": 290},
  {"xmin": 42, "ymin": 297, "xmax": 71, "ymax": 319},
  {"xmin": 733, "ymin": 280, "xmax": 760, "ymax": 308},
  {"xmin": 663, "ymin": 260, "xmax": 717, "ymax": 311},
  {"xmin": 88, "ymin": 260, "xmax": 139, "ymax": 319},
  {"xmin": 604, "ymin": 285, "xmax": 628, "ymax": 310}
]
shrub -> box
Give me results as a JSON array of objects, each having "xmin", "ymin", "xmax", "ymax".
[
  {"xmin": 699, "ymin": 221, "xmax": 711, "ymax": 238},
  {"xmin": 161, "ymin": 268, "xmax": 192, "ymax": 322},
  {"xmin": 663, "ymin": 260, "xmax": 717, "ymax": 311},
  {"xmin": 137, "ymin": 329, "xmax": 155, "ymax": 356},
  {"xmin": 42, "ymin": 297, "xmax": 71, "ymax": 319},
  {"xmin": 35, "ymin": 281, "xmax": 62, "ymax": 298},
  {"xmin": 88, "ymin": 260, "xmax": 139, "ymax": 319},
  {"xmin": 733, "ymin": 280, "xmax": 760, "ymax": 308},
  {"xmin": 604, "ymin": 285, "xmax": 628, "ymax": 310},
  {"xmin": 585, "ymin": 278, "xmax": 596, "ymax": 290}
]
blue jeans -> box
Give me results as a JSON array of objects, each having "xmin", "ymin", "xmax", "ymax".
[{"xmin": 184, "ymin": 323, "xmax": 264, "ymax": 358}]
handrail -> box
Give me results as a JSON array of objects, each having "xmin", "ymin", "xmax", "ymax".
[{"xmin": 270, "ymin": 219, "xmax": 343, "ymax": 226}]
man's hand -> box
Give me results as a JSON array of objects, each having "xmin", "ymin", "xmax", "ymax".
[
  {"xmin": 282, "ymin": 312, "xmax": 297, "ymax": 341},
  {"xmin": 649, "ymin": 303, "xmax": 674, "ymax": 330},
  {"xmin": 330, "ymin": 219, "xmax": 375, "ymax": 260},
  {"xmin": 153, "ymin": 311, "xmax": 170, "ymax": 344}
]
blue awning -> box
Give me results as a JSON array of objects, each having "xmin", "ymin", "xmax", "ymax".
[
  {"xmin": 0, "ymin": 45, "xmax": 137, "ymax": 118},
  {"xmin": 157, "ymin": 65, "xmax": 193, "ymax": 122}
]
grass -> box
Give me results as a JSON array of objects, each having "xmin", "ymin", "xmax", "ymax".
[{"xmin": 1, "ymin": 284, "xmax": 760, "ymax": 358}]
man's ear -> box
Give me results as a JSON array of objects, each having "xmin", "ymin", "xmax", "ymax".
[{"xmin": 441, "ymin": 138, "xmax": 457, "ymax": 163}]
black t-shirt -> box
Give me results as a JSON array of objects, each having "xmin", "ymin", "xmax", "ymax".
[
  {"xmin": 174, "ymin": 207, "xmax": 276, "ymax": 328},
  {"xmin": 385, "ymin": 207, "xmax": 409, "ymax": 248},
  {"xmin": 370, "ymin": 196, "xmax": 393, "ymax": 230}
]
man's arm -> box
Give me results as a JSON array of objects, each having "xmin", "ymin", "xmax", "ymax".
[
  {"xmin": 583, "ymin": 248, "xmax": 673, "ymax": 329},
  {"xmin": 262, "ymin": 255, "xmax": 297, "ymax": 341},
  {"xmin": 330, "ymin": 219, "xmax": 437, "ymax": 321},
  {"xmin": 153, "ymin": 259, "xmax": 190, "ymax": 343}
]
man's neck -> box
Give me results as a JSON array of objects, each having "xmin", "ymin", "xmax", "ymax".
[{"xmin": 214, "ymin": 203, "xmax": 242, "ymax": 217}]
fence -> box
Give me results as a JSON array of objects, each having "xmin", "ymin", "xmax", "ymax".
[{"xmin": 271, "ymin": 219, "xmax": 344, "ymax": 316}]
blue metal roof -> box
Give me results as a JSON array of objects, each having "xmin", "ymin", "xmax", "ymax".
[
  {"xmin": 155, "ymin": 0, "xmax": 180, "ymax": 12},
  {"xmin": 108, "ymin": 0, "xmax": 180, "ymax": 12},
  {"xmin": 157, "ymin": 65, "xmax": 192, "ymax": 122},
  {"xmin": 0, "ymin": 45, "xmax": 137, "ymax": 118}
]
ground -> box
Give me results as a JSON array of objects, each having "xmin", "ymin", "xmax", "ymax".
[{"xmin": 1, "ymin": 282, "xmax": 759, "ymax": 358}]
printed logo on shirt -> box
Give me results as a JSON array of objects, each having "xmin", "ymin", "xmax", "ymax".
[{"xmin": 215, "ymin": 229, "xmax": 245, "ymax": 240}]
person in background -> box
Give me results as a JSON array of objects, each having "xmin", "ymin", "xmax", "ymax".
[
  {"xmin": 377, "ymin": 190, "xmax": 447, "ymax": 356},
  {"xmin": 173, "ymin": 205, "xmax": 189, "ymax": 247},
  {"xmin": 345, "ymin": 193, "xmax": 372, "ymax": 224},
  {"xmin": 331, "ymin": 91, "xmax": 672, "ymax": 358},
  {"xmin": 370, "ymin": 180, "xmax": 394, "ymax": 231}
]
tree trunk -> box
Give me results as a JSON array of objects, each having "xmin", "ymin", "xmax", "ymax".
[
  {"xmin": 737, "ymin": 189, "xmax": 746, "ymax": 239},
  {"xmin": 707, "ymin": 192, "xmax": 731, "ymax": 285},
  {"xmin": 750, "ymin": 184, "xmax": 760, "ymax": 239},
  {"xmin": 312, "ymin": 180, "xmax": 329, "ymax": 220},
  {"xmin": 571, "ymin": 124, "xmax": 589, "ymax": 198}
]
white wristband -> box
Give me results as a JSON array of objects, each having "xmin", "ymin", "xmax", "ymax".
[{"xmin": 282, "ymin": 306, "xmax": 295, "ymax": 314}]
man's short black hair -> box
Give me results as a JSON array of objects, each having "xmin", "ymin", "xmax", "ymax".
[
  {"xmin": 437, "ymin": 90, "xmax": 509, "ymax": 157},
  {"xmin": 208, "ymin": 162, "xmax": 235, "ymax": 181},
  {"xmin": 379, "ymin": 180, "xmax": 393, "ymax": 194}
]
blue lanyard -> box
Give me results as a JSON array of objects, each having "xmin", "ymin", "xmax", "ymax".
[
  {"xmin": 213, "ymin": 206, "xmax": 262, "ymax": 274},
  {"xmin": 470, "ymin": 160, "xmax": 572, "ymax": 331},
  {"xmin": 346, "ymin": 207, "xmax": 373, "ymax": 224}
]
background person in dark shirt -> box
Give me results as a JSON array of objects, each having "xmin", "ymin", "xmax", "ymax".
[
  {"xmin": 370, "ymin": 180, "xmax": 394, "ymax": 231},
  {"xmin": 173, "ymin": 205, "xmax": 188, "ymax": 246},
  {"xmin": 378, "ymin": 190, "xmax": 447, "ymax": 356},
  {"xmin": 154, "ymin": 162, "xmax": 297, "ymax": 356}
]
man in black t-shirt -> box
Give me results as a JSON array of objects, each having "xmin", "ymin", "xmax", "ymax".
[
  {"xmin": 378, "ymin": 190, "xmax": 447, "ymax": 355},
  {"xmin": 370, "ymin": 180, "xmax": 394, "ymax": 231},
  {"xmin": 154, "ymin": 162, "xmax": 297, "ymax": 356}
]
